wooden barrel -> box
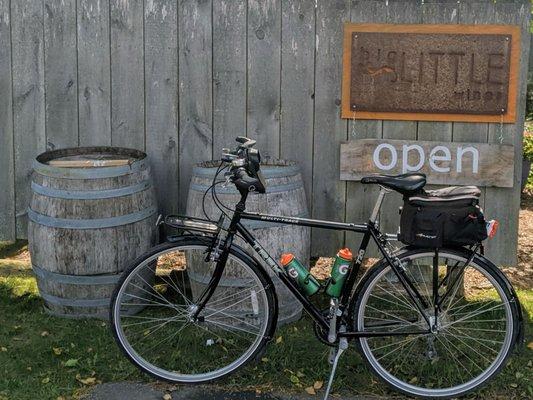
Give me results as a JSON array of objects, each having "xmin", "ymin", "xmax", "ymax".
[
  {"xmin": 186, "ymin": 160, "xmax": 310, "ymax": 326},
  {"xmin": 28, "ymin": 147, "xmax": 158, "ymax": 319}
]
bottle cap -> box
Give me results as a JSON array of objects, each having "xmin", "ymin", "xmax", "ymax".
[
  {"xmin": 337, "ymin": 248, "xmax": 352, "ymax": 261},
  {"xmin": 280, "ymin": 253, "xmax": 295, "ymax": 266}
]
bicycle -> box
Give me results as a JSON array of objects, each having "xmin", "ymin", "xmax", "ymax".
[{"xmin": 110, "ymin": 137, "xmax": 524, "ymax": 399}]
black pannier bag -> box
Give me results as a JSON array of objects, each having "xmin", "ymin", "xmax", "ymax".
[{"xmin": 399, "ymin": 186, "xmax": 488, "ymax": 248}]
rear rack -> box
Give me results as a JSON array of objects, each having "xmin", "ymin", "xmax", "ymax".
[{"xmin": 165, "ymin": 215, "xmax": 219, "ymax": 234}]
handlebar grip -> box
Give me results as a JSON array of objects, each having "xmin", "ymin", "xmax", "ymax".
[{"xmin": 233, "ymin": 167, "xmax": 265, "ymax": 193}]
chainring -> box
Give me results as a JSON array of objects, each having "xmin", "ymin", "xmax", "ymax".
[{"xmin": 313, "ymin": 309, "xmax": 337, "ymax": 347}]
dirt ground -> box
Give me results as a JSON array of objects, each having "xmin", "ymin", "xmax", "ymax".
[{"xmin": 502, "ymin": 189, "xmax": 533, "ymax": 289}]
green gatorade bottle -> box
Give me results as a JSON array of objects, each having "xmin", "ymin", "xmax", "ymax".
[
  {"xmin": 280, "ymin": 253, "xmax": 320, "ymax": 296},
  {"xmin": 326, "ymin": 248, "xmax": 353, "ymax": 298}
]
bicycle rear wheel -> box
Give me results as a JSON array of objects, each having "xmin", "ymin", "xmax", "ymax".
[
  {"xmin": 110, "ymin": 237, "xmax": 276, "ymax": 383},
  {"xmin": 352, "ymin": 248, "xmax": 519, "ymax": 398}
]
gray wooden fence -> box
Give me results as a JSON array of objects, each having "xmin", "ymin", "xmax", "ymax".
[{"xmin": 0, "ymin": 0, "xmax": 529, "ymax": 265}]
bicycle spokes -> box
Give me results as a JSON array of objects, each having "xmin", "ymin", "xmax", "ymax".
[
  {"xmin": 112, "ymin": 245, "xmax": 271, "ymax": 382},
  {"xmin": 357, "ymin": 252, "xmax": 513, "ymax": 397}
]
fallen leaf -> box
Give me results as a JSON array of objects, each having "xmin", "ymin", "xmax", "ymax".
[
  {"xmin": 26, "ymin": 366, "xmax": 32, "ymax": 371},
  {"xmin": 409, "ymin": 377, "xmax": 418, "ymax": 384},
  {"xmin": 57, "ymin": 397, "xmax": 66, "ymax": 400},
  {"xmin": 528, "ymin": 342, "xmax": 533, "ymax": 351},
  {"xmin": 41, "ymin": 331, "xmax": 50, "ymax": 337},
  {"xmin": 516, "ymin": 372, "xmax": 524, "ymax": 379},
  {"xmin": 53, "ymin": 347, "xmax": 62, "ymax": 356},
  {"xmin": 290, "ymin": 375, "xmax": 300, "ymax": 385},
  {"xmin": 261, "ymin": 357, "xmax": 269, "ymax": 363},
  {"xmin": 510, "ymin": 383, "xmax": 518, "ymax": 388},
  {"xmin": 528, "ymin": 360, "xmax": 532, "ymax": 367},
  {"xmin": 313, "ymin": 381, "xmax": 324, "ymax": 390},
  {"xmin": 276, "ymin": 336, "xmax": 283, "ymax": 344},
  {"xmin": 0, "ymin": 347, "xmax": 7, "ymax": 352},
  {"xmin": 162, "ymin": 394, "xmax": 172, "ymax": 400},
  {"xmin": 305, "ymin": 386, "xmax": 316, "ymax": 395},
  {"xmin": 77, "ymin": 376, "xmax": 96, "ymax": 385},
  {"xmin": 42, "ymin": 377, "xmax": 50, "ymax": 384},
  {"xmin": 64, "ymin": 359, "xmax": 78, "ymax": 367},
  {"xmin": 297, "ymin": 371, "xmax": 305, "ymax": 378}
]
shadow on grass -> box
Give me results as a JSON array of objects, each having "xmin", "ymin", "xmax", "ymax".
[{"xmin": 0, "ymin": 240, "xmax": 28, "ymax": 259}]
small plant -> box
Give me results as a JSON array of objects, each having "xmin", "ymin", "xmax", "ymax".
[{"xmin": 524, "ymin": 132, "xmax": 533, "ymax": 161}]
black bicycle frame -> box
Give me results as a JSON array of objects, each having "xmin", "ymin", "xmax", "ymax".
[{"xmin": 195, "ymin": 190, "xmax": 432, "ymax": 338}]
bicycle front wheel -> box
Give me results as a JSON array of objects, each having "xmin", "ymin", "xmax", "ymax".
[
  {"xmin": 353, "ymin": 248, "xmax": 519, "ymax": 398},
  {"xmin": 110, "ymin": 237, "xmax": 276, "ymax": 383}
]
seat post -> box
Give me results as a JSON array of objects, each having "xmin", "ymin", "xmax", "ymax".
[{"xmin": 369, "ymin": 186, "xmax": 390, "ymax": 224}]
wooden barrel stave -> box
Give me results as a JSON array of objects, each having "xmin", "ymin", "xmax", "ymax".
[
  {"xmin": 28, "ymin": 147, "xmax": 158, "ymax": 319},
  {"xmin": 186, "ymin": 161, "xmax": 311, "ymax": 326}
]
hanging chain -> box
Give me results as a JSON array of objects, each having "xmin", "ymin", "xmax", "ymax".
[
  {"xmin": 499, "ymin": 109, "xmax": 504, "ymax": 144},
  {"xmin": 351, "ymin": 108, "xmax": 357, "ymax": 138}
]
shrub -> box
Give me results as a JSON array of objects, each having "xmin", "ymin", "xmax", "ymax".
[{"xmin": 524, "ymin": 132, "xmax": 533, "ymax": 161}]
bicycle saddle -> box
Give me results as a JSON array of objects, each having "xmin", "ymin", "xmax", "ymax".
[{"xmin": 361, "ymin": 173, "xmax": 426, "ymax": 196}]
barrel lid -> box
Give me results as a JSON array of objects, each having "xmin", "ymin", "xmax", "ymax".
[
  {"xmin": 280, "ymin": 253, "xmax": 295, "ymax": 266},
  {"xmin": 338, "ymin": 248, "xmax": 353, "ymax": 261},
  {"xmin": 33, "ymin": 147, "xmax": 148, "ymax": 179}
]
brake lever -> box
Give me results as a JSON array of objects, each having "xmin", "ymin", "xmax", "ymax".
[{"xmin": 222, "ymin": 171, "xmax": 233, "ymax": 187}]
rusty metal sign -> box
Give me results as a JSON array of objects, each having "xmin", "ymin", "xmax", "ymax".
[{"xmin": 341, "ymin": 24, "xmax": 521, "ymax": 123}]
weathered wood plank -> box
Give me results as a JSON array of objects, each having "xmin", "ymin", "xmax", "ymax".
[
  {"xmin": 144, "ymin": 0, "xmax": 179, "ymax": 216},
  {"xmin": 11, "ymin": 0, "xmax": 46, "ymax": 238},
  {"xmin": 110, "ymin": 0, "xmax": 144, "ymax": 149},
  {"xmin": 0, "ymin": 1, "xmax": 15, "ymax": 241},
  {"xmin": 178, "ymin": 0, "xmax": 213, "ymax": 213},
  {"xmin": 346, "ymin": 1, "xmax": 387, "ymax": 257},
  {"xmin": 312, "ymin": 0, "xmax": 350, "ymax": 256},
  {"xmin": 280, "ymin": 0, "xmax": 315, "ymax": 213},
  {"xmin": 77, "ymin": 0, "xmax": 111, "ymax": 146},
  {"xmin": 213, "ymin": 0, "xmax": 247, "ymax": 152},
  {"xmin": 485, "ymin": 0, "xmax": 530, "ymax": 266},
  {"xmin": 379, "ymin": 0, "xmax": 421, "ymax": 237},
  {"xmin": 340, "ymin": 139, "xmax": 514, "ymax": 187},
  {"xmin": 453, "ymin": 2, "xmax": 495, "ymax": 222},
  {"xmin": 247, "ymin": 0, "xmax": 281, "ymax": 159},
  {"xmin": 44, "ymin": 0, "xmax": 78, "ymax": 149}
]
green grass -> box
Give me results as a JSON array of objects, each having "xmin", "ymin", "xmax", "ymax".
[{"xmin": 0, "ymin": 247, "xmax": 532, "ymax": 400}]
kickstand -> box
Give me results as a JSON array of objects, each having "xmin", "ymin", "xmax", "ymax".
[{"xmin": 323, "ymin": 334, "xmax": 348, "ymax": 400}]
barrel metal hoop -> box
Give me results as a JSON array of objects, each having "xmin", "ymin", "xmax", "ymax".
[
  {"xmin": 188, "ymin": 269, "xmax": 254, "ymax": 287},
  {"xmin": 32, "ymin": 158, "xmax": 148, "ymax": 179},
  {"xmin": 190, "ymin": 181, "xmax": 303, "ymax": 195},
  {"xmin": 32, "ymin": 264, "xmax": 121, "ymax": 285},
  {"xmin": 31, "ymin": 180, "xmax": 152, "ymax": 200},
  {"xmin": 192, "ymin": 165, "xmax": 300, "ymax": 179},
  {"xmin": 40, "ymin": 292, "xmax": 111, "ymax": 307},
  {"xmin": 27, "ymin": 206, "xmax": 157, "ymax": 229}
]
